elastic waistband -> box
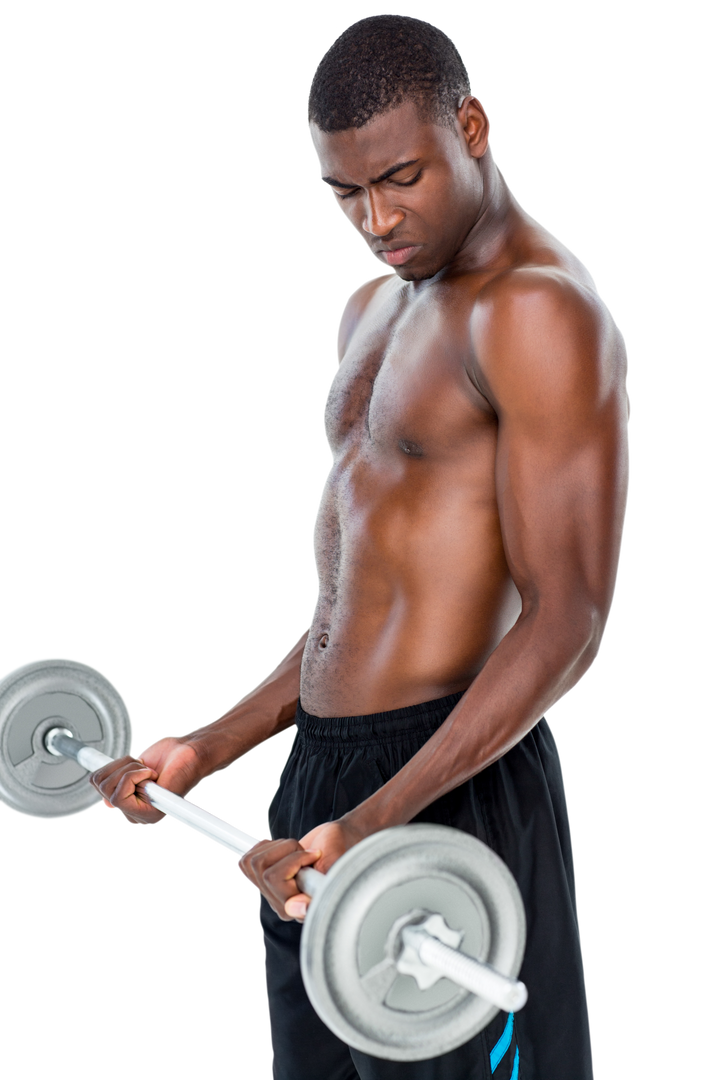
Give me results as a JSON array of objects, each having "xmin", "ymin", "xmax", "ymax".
[{"xmin": 295, "ymin": 690, "xmax": 466, "ymax": 748}]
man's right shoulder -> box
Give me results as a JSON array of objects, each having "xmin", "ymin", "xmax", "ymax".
[{"xmin": 338, "ymin": 275, "xmax": 394, "ymax": 361}]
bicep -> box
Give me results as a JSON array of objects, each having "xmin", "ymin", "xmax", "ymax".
[{"xmin": 480, "ymin": 281, "xmax": 628, "ymax": 625}]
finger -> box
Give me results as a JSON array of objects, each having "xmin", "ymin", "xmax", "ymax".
[
  {"xmin": 285, "ymin": 892, "xmax": 311, "ymax": 921},
  {"xmin": 284, "ymin": 846, "xmax": 323, "ymax": 881},
  {"xmin": 239, "ymin": 843, "xmax": 322, "ymax": 920},
  {"xmin": 239, "ymin": 839, "xmax": 281, "ymax": 883},
  {"xmin": 91, "ymin": 763, "xmax": 162, "ymax": 822},
  {"xmin": 90, "ymin": 760, "xmax": 157, "ymax": 798},
  {"xmin": 239, "ymin": 839, "xmax": 303, "ymax": 885},
  {"xmin": 133, "ymin": 777, "xmax": 160, "ymax": 803},
  {"xmin": 269, "ymin": 847, "xmax": 322, "ymax": 884},
  {"xmin": 90, "ymin": 756, "xmax": 147, "ymax": 788},
  {"xmin": 258, "ymin": 849, "xmax": 322, "ymax": 913},
  {"xmin": 96, "ymin": 764, "xmax": 157, "ymax": 804}
]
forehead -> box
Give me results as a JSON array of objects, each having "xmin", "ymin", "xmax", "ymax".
[{"xmin": 310, "ymin": 100, "xmax": 457, "ymax": 183}]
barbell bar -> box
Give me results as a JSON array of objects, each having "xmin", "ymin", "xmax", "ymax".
[
  {"xmin": 0, "ymin": 659, "xmax": 528, "ymax": 1061},
  {"xmin": 45, "ymin": 726, "xmax": 527, "ymax": 1015}
]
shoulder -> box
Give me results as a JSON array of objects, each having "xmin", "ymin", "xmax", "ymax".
[
  {"xmin": 468, "ymin": 266, "xmax": 626, "ymax": 414},
  {"xmin": 338, "ymin": 274, "xmax": 394, "ymax": 361}
]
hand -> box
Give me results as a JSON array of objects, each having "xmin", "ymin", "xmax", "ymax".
[
  {"xmin": 89, "ymin": 737, "xmax": 205, "ymax": 824},
  {"xmin": 240, "ymin": 818, "xmax": 364, "ymax": 921}
]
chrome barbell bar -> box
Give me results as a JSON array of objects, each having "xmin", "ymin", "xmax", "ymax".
[{"xmin": 45, "ymin": 727, "xmax": 527, "ymax": 1013}]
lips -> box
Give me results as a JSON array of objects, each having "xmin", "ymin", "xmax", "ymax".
[{"xmin": 377, "ymin": 245, "xmax": 420, "ymax": 267}]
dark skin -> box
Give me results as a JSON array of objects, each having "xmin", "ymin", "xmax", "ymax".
[{"xmin": 92, "ymin": 96, "xmax": 628, "ymax": 923}]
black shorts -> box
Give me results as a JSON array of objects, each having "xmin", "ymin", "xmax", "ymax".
[{"xmin": 261, "ymin": 692, "xmax": 593, "ymax": 1080}]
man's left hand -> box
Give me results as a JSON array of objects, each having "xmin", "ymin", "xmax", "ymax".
[{"xmin": 240, "ymin": 819, "xmax": 363, "ymax": 921}]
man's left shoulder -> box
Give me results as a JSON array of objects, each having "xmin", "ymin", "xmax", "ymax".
[
  {"xmin": 472, "ymin": 264, "xmax": 616, "ymax": 347},
  {"xmin": 468, "ymin": 265, "xmax": 626, "ymax": 405}
]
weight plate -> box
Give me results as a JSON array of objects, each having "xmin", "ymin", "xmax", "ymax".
[
  {"xmin": 301, "ymin": 824, "xmax": 525, "ymax": 1062},
  {"xmin": 0, "ymin": 660, "xmax": 131, "ymax": 816}
]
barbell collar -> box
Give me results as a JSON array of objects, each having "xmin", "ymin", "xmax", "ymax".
[{"xmin": 401, "ymin": 924, "xmax": 528, "ymax": 1013}]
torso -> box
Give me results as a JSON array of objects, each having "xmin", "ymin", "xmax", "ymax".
[{"xmin": 300, "ymin": 218, "xmax": 596, "ymax": 717}]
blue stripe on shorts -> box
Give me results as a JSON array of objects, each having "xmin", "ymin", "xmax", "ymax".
[{"xmin": 490, "ymin": 1012, "xmax": 514, "ymax": 1073}]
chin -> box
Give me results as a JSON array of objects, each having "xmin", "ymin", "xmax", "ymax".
[{"xmin": 395, "ymin": 263, "xmax": 439, "ymax": 282}]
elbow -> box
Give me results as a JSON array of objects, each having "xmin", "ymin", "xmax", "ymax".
[
  {"xmin": 544, "ymin": 606, "xmax": 604, "ymax": 698},
  {"xmin": 560, "ymin": 603, "xmax": 605, "ymax": 683},
  {"xmin": 522, "ymin": 595, "xmax": 606, "ymax": 677}
]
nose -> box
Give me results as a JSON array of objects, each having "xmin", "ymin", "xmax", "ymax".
[{"xmin": 361, "ymin": 190, "xmax": 404, "ymax": 237}]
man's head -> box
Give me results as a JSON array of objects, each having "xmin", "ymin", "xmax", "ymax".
[
  {"xmin": 309, "ymin": 18, "xmax": 491, "ymax": 282},
  {"xmin": 308, "ymin": 15, "xmax": 470, "ymax": 132}
]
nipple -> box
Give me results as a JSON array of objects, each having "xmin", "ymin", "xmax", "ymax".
[
  {"xmin": 319, "ymin": 634, "xmax": 330, "ymax": 649},
  {"xmin": 399, "ymin": 438, "xmax": 423, "ymax": 458}
]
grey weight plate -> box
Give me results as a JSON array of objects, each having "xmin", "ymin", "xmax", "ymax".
[
  {"xmin": 0, "ymin": 660, "xmax": 131, "ymax": 816},
  {"xmin": 301, "ymin": 824, "xmax": 525, "ymax": 1062}
]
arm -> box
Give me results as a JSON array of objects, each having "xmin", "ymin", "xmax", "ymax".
[
  {"xmin": 90, "ymin": 626, "xmax": 310, "ymax": 825},
  {"xmin": 183, "ymin": 631, "xmax": 308, "ymax": 774},
  {"xmin": 340, "ymin": 270, "xmax": 628, "ymax": 836}
]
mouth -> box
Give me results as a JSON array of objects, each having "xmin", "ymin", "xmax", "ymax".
[{"xmin": 376, "ymin": 244, "xmax": 420, "ymax": 267}]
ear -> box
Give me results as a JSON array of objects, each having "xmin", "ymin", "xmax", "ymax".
[{"xmin": 457, "ymin": 97, "xmax": 490, "ymax": 159}]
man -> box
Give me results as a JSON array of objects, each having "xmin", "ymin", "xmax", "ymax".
[{"xmin": 91, "ymin": 15, "xmax": 628, "ymax": 1080}]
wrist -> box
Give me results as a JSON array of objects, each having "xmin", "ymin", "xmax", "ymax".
[
  {"xmin": 181, "ymin": 725, "xmax": 246, "ymax": 777},
  {"xmin": 340, "ymin": 794, "xmax": 400, "ymax": 843},
  {"xmin": 181, "ymin": 698, "xmax": 295, "ymax": 776}
]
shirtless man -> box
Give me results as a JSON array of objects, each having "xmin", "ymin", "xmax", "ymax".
[{"xmin": 91, "ymin": 15, "xmax": 628, "ymax": 1080}]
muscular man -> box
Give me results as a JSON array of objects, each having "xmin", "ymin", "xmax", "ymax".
[{"xmin": 92, "ymin": 16, "xmax": 628, "ymax": 1080}]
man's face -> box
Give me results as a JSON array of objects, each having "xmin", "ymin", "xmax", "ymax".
[{"xmin": 311, "ymin": 100, "xmax": 484, "ymax": 282}]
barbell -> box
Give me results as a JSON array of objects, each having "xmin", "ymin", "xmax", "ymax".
[{"xmin": 0, "ymin": 658, "xmax": 528, "ymax": 1062}]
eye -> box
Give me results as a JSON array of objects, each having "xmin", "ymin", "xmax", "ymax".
[
  {"xmin": 397, "ymin": 175, "xmax": 421, "ymax": 187},
  {"xmin": 336, "ymin": 171, "xmax": 423, "ymax": 201},
  {"xmin": 335, "ymin": 187, "xmax": 360, "ymax": 201}
]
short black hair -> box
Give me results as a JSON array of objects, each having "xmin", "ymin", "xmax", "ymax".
[{"xmin": 308, "ymin": 15, "xmax": 471, "ymax": 132}]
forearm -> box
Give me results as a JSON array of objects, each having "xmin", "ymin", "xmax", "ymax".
[
  {"xmin": 342, "ymin": 607, "xmax": 598, "ymax": 838},
  {"xmin": 181, "ymin": 631, "xmax": 308, "ymax": 777}
]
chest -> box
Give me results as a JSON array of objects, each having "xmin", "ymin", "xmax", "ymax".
[{"xmin": 325, "ymin": 293, "xmax": 488, "ymax": 457}]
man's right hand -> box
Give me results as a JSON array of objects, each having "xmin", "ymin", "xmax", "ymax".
[{"xmin": 89, "ymin": 738, "xmax": 205, "ymax": 824}]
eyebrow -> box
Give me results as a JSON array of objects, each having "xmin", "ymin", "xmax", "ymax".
[{"xmin": 322, "ymin": 159, "xmax": 420, "ymax": 189}]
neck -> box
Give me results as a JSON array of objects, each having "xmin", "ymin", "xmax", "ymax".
[
  {"xmin": 408, "ymin": 154, "xmax": 520, "ymax": 291},
  {"xmin": 447, "ymin": 150, "xmax": 519, "ymax": 277}
]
